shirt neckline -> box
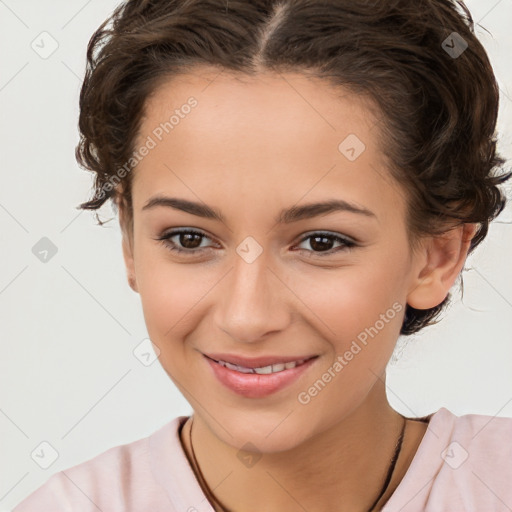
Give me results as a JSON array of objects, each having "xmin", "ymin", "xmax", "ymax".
[{"xmin": 149, "ymin": 408, "xmax": 454, "ymax": 512}]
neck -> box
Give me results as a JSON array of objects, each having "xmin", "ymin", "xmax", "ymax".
[{"xmin": 180, "ymin": 379, "xmax": 426, "ymax": 512}]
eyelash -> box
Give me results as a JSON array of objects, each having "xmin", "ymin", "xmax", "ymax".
[{"xmin": 156, "ymin": 229, "xmax": 357, "ymax": 258}]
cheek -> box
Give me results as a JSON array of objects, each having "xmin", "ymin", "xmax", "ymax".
[
  {"xmin": 135, "ymin": 250, "xmax": 215, "ymax": 343},
  {"xmin": 292, "ymin": 260, "xmax": 406, "ymax": 342}
]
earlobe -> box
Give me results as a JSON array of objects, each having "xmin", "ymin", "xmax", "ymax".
[
  {"xmin": 407, "ymin": 223, "xmax": 478, "ymax": 310},
  {"xmin": 128, "ymin": 273, "xmax": 138, "ymax": 293}
]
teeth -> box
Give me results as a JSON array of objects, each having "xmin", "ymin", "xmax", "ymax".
[
  {"xmin": 254, "ymin": 365, "xmax": 273, "ymax": 375},
  {"xmin": 216, "ymin": 358, "xmax": 308, "ymax": 374},
  {"xmin": 223, "ymin": 361, "xmax": 254, "ymax": 373}
]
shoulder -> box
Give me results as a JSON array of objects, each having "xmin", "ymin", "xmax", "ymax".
[
  {"xmin": 12, "ymin": 416, "xmax": 188, "ymax": 512},
  {"xmin": 383, "ymin": 407, "xmax": 512, "ymax": 512},
  {"xmin": 429, "ymin": 407, "xmax": 512, "ymax": 509},
  {"xmin": 436, "ymin": 406, "xmax": 512, "ymax": 465}
]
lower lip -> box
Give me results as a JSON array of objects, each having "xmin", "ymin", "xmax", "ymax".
[{"xmin": 205, "ymin": 356, "xmax": 317, "ymax": 399}]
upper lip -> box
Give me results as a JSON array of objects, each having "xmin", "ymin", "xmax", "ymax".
[{"xmin": 203, "ymin": 353, "xmax": 318, "ymax": 368}]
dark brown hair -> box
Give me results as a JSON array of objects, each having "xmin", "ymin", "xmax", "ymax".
[{"xmin": 75, "ymin": 0, "xmax": 511, "ymax": 335}]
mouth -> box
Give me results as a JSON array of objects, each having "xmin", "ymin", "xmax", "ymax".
[
  {"xmin": 204, "ymin": 354, "xmax": 315, "ymax": 374},
  {"xmin": 203, "ymin": 352, "xmax": 319, "ymax": 398}
]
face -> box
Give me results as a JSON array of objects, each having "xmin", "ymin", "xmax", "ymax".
[{"xmin": 121, "ymin": 69, "xmax": 429, "ymax": 452}]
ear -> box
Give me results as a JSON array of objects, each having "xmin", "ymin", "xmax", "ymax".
[
  {"xmin": 117, "ymin": 197, "xmax": 139, "ymax": 294},
  {"xmin": 407, "ymin": 223, "xmax": 478, "ymax": 309}
]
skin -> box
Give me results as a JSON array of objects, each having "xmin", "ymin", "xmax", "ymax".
[{"xmin": 117, "ymin": 68, "xmax": 477, "ymax": 512}]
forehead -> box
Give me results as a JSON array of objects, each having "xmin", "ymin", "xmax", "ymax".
[
  {"xmin": 131, "ymin": 69, "xmax": 405, "ymax": 224},
  {"xmin": 139, "ymin": 69, "xmax": 378, "ymax": 145}
]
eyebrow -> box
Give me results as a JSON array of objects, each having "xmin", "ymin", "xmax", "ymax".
[{"xmin": 142, "ymin": 196, "xmax": 376, "ymax": 223}]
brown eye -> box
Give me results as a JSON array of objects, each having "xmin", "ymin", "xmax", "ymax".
[
  {"xmin": 156, "ymin": 229, "xmax": 214, "ymax": 255},
  {"xmin": 177, "ymin": 232, "xmax": 203, "ymax": 249},
  {"xmin": 295, "ymin": 232, "xmax": 356, "ymax": 257}
]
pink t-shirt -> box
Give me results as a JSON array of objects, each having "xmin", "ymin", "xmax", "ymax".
[{"xmin": 12, "ymin": 407, "xmax": 512, "ymax": 511}]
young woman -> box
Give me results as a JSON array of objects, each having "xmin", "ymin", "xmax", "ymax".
[{"xmin": 13, "ymin": 0, "xmax": 512, "ymax": 511}]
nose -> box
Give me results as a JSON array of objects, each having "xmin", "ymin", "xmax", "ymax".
[{"xmin": 214, "ymin": 252, "xmax": 291, "ymax": 344}]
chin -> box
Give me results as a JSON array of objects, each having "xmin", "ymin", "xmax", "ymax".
[{"xmin": 205, "ymin": 407, "xmax": 319, "ymax": 454}]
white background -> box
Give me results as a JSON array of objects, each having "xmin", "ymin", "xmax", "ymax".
[{"xmin": 0, "ymin": 0, "xmax": 511, "ymax": 509}]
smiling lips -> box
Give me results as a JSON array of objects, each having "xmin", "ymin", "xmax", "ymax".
[
  {"xmin": 203, "ymin": 353, "xmax": 318, "ymax": 398},
  {"xmin": 212, "ymin": 357, "xmax": 310, "ymax": 374},
  {"xmin": 204, "ymin": 352, "xmax": 316, "ymax": 372}
]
